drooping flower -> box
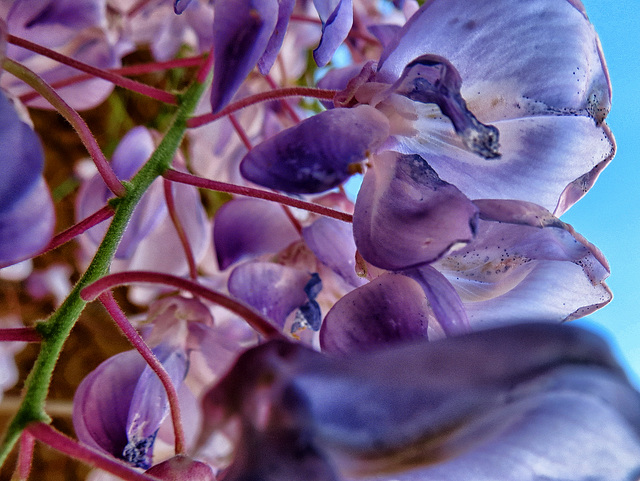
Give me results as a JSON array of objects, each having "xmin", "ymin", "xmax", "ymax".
[
  {"xmin": 73, "ymin": 343, "xmax": 189, "ymax": 469},
  {"xmin": 199, "ymin": 323, "xmax": 640, "ymax": 481},
  {"xmin": 73, "ymin": 296, "xmax": 239, "ymax": 469},
  {"xmin": 233, "ymin": 0, "xmax": 614, "ymax": 345}
]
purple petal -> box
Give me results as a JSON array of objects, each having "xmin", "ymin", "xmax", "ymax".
[
  {"xmin": 473, "ymin": 198, "xmax": 565, "ymax": 228},
  {"xmin": 213, "ymin": 198, "xmax": 300, "ymax": 270},
  {"xmin": 319, "ymin": 273, "xmax": 442, "ymax": 353},
  {"xmin": 125, "ymin": 344, "xmax": 188, "ymax": 468},
  {"xmin": 394, "ymin": 109, "xmax": 614, "ymax": 214},
  {"xmin": 228, "ymin": 262, "xmax": 314, "ymax": 329},
  {"xmin": 76, "ymin": 127, "xmax": 166, "ymax": 259},
  {"xmin": 402, "ymin": 264, "xmax": 470, "ymax": 336},
  {"xmin": 367, "ymin": 24, "xmax": 401, "ymax": 50},
  {"xmin": 73, "ymin": 345, "xmax": 188, "ymax": 469},
  {"xmin": 378, "ymin": 0, "xmax": 610, "ymax": 123},
  {"xmin": 555, "ymin": 142, "xmax": 612, "ymax": 216},
  {"xmin": 313, "ymin": 0, "xmax": 353, "ymax": 67},
  {"xmin": 6, "ymin": 0, "xmax": 106, "ymax": 55},
  {"xmin": 200, "ymin": 324, "xmax": 640, "ymax": 480},
  {"xmin": 210, "ymin": 0, "xmax": 279, "ymax": 112},
  {"xmin": 240, "ymin": 105, "xmax": 389, "ymax": 194},
  {"xmin": 257, "ymin": 0, "xmax": 295, "ymax": 74},
  {"xmin": 0, "ymin": 92, "xmax": 45, "ymax": 208},
  {"xmin": 0, "ymin": 178, "xmax": 55, "ymax": 268},
  {"xmin": 353, "ymin": 151, "xmax": 478, "ymax": 270},
  {"xmin": 174, "ymin": 0, "xmax": 193, "ymax": 14},
  {"xmin": 73, "ymin": 350, "xmax": 148, "ymax": 459},
  {"xmin": 302, "ymin": 217, "xmax": 364, "ymax": 288},
  {"xmin": 434, "ymin": 200, "xmax": 611, "ymax": 328}
]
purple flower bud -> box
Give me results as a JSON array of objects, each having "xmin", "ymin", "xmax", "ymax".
[
  {"xmin": 210, "ymin": 0, "xmax": 279, "ymax": 112},
  {"xmin": 145, "ymin": 455, "xmax": 215, "ymax": 481},
  {"xmin": 240, "ymin": 105, "xmax": 389, "ymax": 194},
  {"xmin": 320, "ymin": 273, "xmax": 441, "ymax": 353}
]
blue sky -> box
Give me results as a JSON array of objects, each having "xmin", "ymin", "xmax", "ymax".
[{"xmin": 564, "ymin": 0, "xmax": 640, "ymax": 385}]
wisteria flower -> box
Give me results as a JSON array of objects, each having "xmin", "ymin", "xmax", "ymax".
[
  {"xmin": 73, "ymin": 343, "xmax": 189, "ymax": 469},
  {"xmin": 241, "ymin": 0, "xmax": 612, "ymax": 210},
  {"xmin": 232, "ymin": 0, "xmax": 614, "ymax": 345},
  {"xmin": 73, "ymin": 296, "xmax": 233, "ymax": 469}
]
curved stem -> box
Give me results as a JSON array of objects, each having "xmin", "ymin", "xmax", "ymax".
[
  {"xmin": 25, "ymin": 423, "xmax": 161, "ymax": 481},
  {"xmin": 2, "ymin": 58, "xmax": 127, "ymax": 197},
  {"xmin": 42, "ymin": 205, "xmax": 115, "ymax": 254},
  {"xmin": 81, "ymin": 271, "xmax": 285, "ymax": 340},
  {"xmin": 14, "ymin": 432, "xmax": 35, "ymax": 481},
  {"xmin": 19, "ymin": 56, "xmax": 205, "ymax": 104},
  {"xmin": 228, "ymin": 113, "xmax": 253, "ymax": 151},
  {"xmin": 187, "ymin": 87, "xmax": 337, "ymax": 128},
  {"xmin": 163, "ymin": 169, "xmax": 353, "ymax": 223},
  {"xmin": 264, "ymin": 74, "xmax": 301, "ymax": 123},
  {"xmin": 7, "ymin": 34, "xmax": 177, "ymax": 105},
  {"xmin": 98, "ymin": 292, "xmax": 186, "ymax": 455},
  {"xmin": 0, "ymin": 328, "xmax": 41, "ymax": 343},
  {"xmin": 163, "ymin": 179, "xmax": 198, "ymax": 281}
]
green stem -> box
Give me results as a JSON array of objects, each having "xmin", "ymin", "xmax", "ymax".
[{"xmin": 0, "ymin": 69, "xmax": 210, "ymax": 468}]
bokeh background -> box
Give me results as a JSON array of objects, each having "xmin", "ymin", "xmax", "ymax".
[{"xmin": 565, "ymin": 0, "xmax": 640, "ymax": 386}]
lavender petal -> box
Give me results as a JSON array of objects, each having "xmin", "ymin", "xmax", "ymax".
[
  {"xmin": 319, "ymin": 273, "xmax": 440, "ymax": 353},
  {"xmin": 210, "ymin": 0, "xmax": 279, "ymax": 112},
  {"xmin": 353, "ymin": 151, "xmax": 478, "ymax": 270},
  {"xmin": 228, "ymin": 262, "xmax": 314, "ymax": 329},
  {"xmin": 312, "ymin": 0, "xmax": 353, "ymax": 67},
  {"xmin": 213, "ymin": 198, "xmax": 300, "ymax": 270}
]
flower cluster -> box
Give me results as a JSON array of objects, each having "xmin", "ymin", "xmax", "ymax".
[{"xmin": 0, "ymin": 1, "xmax": 638, "ymax": 480}]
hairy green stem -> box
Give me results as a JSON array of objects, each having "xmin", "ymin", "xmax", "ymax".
[{"xmin": 0, "ymin": 70, "xmax": 210, "ymax": 468}]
